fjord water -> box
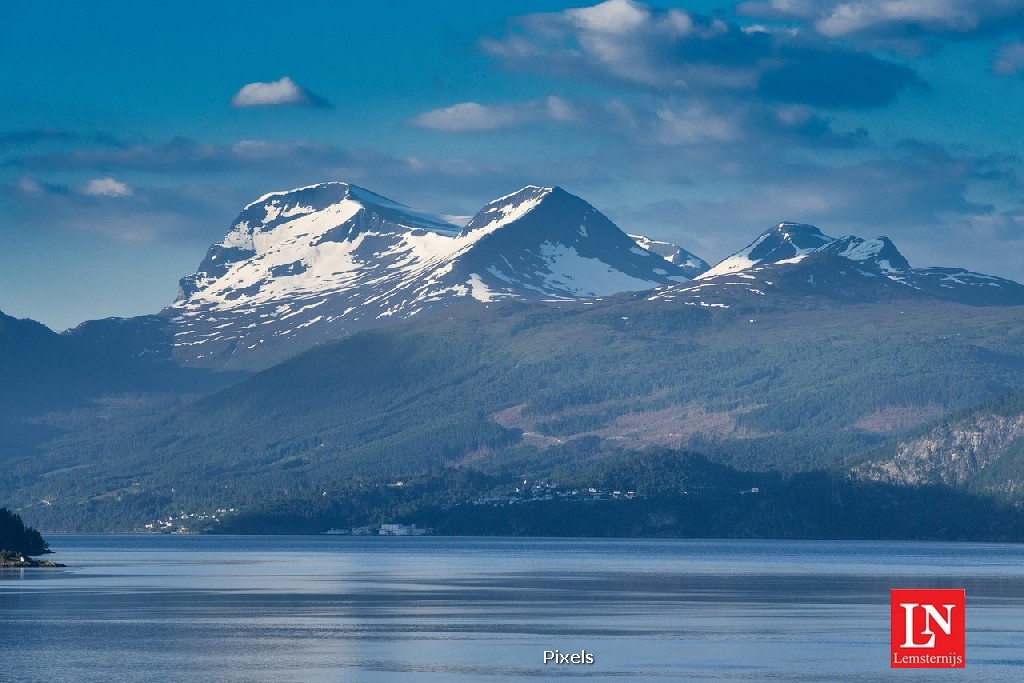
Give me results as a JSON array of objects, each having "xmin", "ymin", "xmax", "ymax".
[{"xmin": 2, "ymin": 537, "xmax": 1023, "ymax": 682}]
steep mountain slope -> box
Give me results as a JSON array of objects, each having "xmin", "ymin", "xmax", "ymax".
[
  {"xmin": 450, "ymin": 186, "xmax": 688, "ymax": 298},
  {"xmin": 0, "ymin": 309, "xmax": 237, "ymax": 459},
  {"xmin": 0, "ymin": 311, "xmax": 75, "ymax": 423},
  {"xmin": 64, "ymin": 314, "xmax": 176, "ymax": 362},
  {"xmin": 0, "ymin": 309, "xmax": 224, "ymax": 417},
  {"xmin": 851, "ymin": 390, "xmax": 1024, "ymax": 498},
  {"xmin": 168, "ymin": 183, "xmax": 690, "ymax": 369}
]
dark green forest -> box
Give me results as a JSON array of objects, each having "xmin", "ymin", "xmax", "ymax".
[
  {"xmin": 211, "ymin": 448, "xmax": 1024, "ymax": 541},
  {"xmin": 0, "ymin": 507, "xmax": 50, "ymax": 557},
  {"xmin": 5, "ymin": 293, "xmax": 1024, "ymax": 535}
]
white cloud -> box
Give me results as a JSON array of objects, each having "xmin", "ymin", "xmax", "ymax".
[
  {"xmin": 567, "ymin": 0, "xmax": 654, "ymax": 34},
  {"xmin": 482, "ymin": 1, "xmax": 752, "ymax": 92},
  {"xmin": 411, "ymin": 102, "xmax": 518, "ymax": 131},
  {"xmin": 409, "ymin": 96, "xmax": 577, "ymax": 132},
  {"xmin": 230, "ymin": 76, "xmax": 328, "ymax": 108},
  {"xmin": 815, "ymin": 1, "xmax": 981, "ymax": 37},
  {"xmin": 479, "ymin": 1, "xmax": 919, "ymax": 107},
  {"xmin": 545, "ymin": 95, "xmax": 576, "ymax": 122},
  {"xmin": 16, "ymin": 176, "xmax": 45, "ymax": 196},
  {"xmin": 739, "ymin": 0, "xmax": 1024, "ymax": 41},
  {"xmin": 83, "ymin": 176, "xmax": 132, "ymax": 197},
  {"xmin": 411, "ymin": 93, "xmax": 866, "ymax": 153},
  {"xmin": 993, "ymin": 41, "xmax": 1024, "ymax": 75},
  {"xmin": 653, "ymin": 104, "xmax": 739, "ymax": 144}
]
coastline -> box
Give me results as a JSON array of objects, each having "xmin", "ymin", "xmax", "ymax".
[{"xmin": 0, "ymin": 556, "xmax": 65, "ymax": 568}]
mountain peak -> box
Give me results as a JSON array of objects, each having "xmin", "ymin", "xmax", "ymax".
[
  {"xmin": 770, "ymin": 222, "xmax": 826, "ymax": 238},
  {"xmin": 699, "ymin": 221, "xmax": 833, "ymax": 279},
  {"xmin": 454, "ymin": 185, "xmax": 690, "ymax": 301},
  {"xmin": 235, "ymin": 181, "xmax": 458, "ymax": 242},
  {"xmin": 820, "ymin": 235, "xmax": 911, "ymax": 273},
  {"xmin": 243, "ymin": 180, "xmax": 423, "ymax": 211},
  {"xmin": 176, "ymin": 181, "xmax": 460, "ymax": 302},
  {"xmin": 764, "ymin": 222, "xmax": 830, "ymax": 245},
  {"xmin": 244, "ymin": 181, "xmax": 352, "ymax": 210},
  {"xmin": 461, "ymin": 185, "xmax": 559, "ymax": 235},
  {"xmin": 667, "ymin": 218, "xmax": 1024, "ymax": 309},
  {"xmin": 628, "ymin": 234, "xmax": 710, "ymax": 279},
  {"xmin": 171, "ymin": 182, "xmax": 695, "ymax": 368}
]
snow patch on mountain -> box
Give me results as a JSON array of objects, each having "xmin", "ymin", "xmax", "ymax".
[
  {"xmin": 466, "ymin": 273, "xmax": 504, "ymax": 303},
  {"xmin": 658, "ymin": 220, "xmax": 1024, "ymax": 309},
  {"xmin": 820, "ymin": 235, "xmax": 910, "ymax": 273},
  {"xmin": 699, "ymin": 223, "xmax": 831, "ymax": 279},
  {"xmin": 169, "ymin": 182, "xmax": 694, "ymax": 368},
  {"xmin": 536, "ymin": 242, "xmax": 673, "ymax": 297},
  {"xmin": 628, "ymin": 234, "xmax": 710, "ymax": 278},
  {"xmin": 462, "ymin": 185, "xmax": 553, "ymax": 235}
]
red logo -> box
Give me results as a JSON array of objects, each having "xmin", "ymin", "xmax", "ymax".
[{"xmin": 890, "ymin": 589, "xmax": 965, "ymax": 668}]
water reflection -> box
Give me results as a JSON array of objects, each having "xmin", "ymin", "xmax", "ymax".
[{"xmin": 2, "ymin": 536, "xmax": 1023, "ymax": 682}]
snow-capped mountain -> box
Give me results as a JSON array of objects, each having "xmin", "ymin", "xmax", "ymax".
[
  {"xmin": 628, "ymin": 234, "xmax": 709, "ymax": 278},
  {"xmin": 447, "ymin": 186, "xmax": 689, "ymax": 299},
  {"xmin": 817, "ymin": 235, "xmax": 910, "ymax": 273},
  {"xmin": 698, "ymin": 222, "xmax": 832, "ymax": 279},
  {"xmin": 168, "ymin": 182, "xmax": 691, "ymax": 367},
  {"xmin": 651, "ymin": 222, "xmax": 1024, "ymax": 308}
]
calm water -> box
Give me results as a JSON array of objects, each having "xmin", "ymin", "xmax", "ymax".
[{"xmin": 2, "ymin": 536, "xmax": 1023, "ymax": 682}]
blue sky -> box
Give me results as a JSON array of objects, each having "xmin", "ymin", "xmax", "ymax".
[{"xmin": 3, "ymin": 0, "xmax": 1024, "ymax": 330}]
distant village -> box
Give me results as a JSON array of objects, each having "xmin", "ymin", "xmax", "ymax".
[
  {"xmin": 136, "ymin": 480, "xmax": 761, "ymax": 534},
  {"xmin": 141, "ymin": 508, "xmax": 236, "ymax": 534},
  {"xmin": 469, "ymin": 480, "xmax": 637, "ymax": 506}
]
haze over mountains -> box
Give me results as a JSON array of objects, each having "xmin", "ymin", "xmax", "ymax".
[{"xmin": 4, "ymin": 180, "xmax": 1024, "ymax": 535}]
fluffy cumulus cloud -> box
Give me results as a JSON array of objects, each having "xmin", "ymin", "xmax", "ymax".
[
  {"xmin": 230, "ymin": 76, "xmax": 330, "ymax": 108},
  {"xmin": 82, "ymin": 176, "xmax": 132, "ymax": 197},
  {"xmin": 405, "ymin": 0, "xmax": 920, "ymax": 176},
  {"xmin": 482, "ymin": 0, "xmax": 765, "ymax": 92},
  {"xmin": 408, "ymin": 96, "xmax": 577, "ymax": 132},
  {"xmin": 479, "ymin": 0, "xmax": 921, "ymax": 108}
]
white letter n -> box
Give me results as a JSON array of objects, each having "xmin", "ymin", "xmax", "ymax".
[{"xmin": 900, "ymin": 603, "xmax": 954, "ymax": 648}]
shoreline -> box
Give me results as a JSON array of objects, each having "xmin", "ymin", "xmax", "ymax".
[{"xmin": 0, "ymin": 556, "xmax": 65, "ymax": 568}]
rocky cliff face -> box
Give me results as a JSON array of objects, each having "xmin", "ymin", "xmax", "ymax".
[{"xmin": 852, "ymin": 408, "xmax": 1024, "ymax": 493}]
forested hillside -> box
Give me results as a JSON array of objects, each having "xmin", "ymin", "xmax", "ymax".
[
  {"xmin": 8, "ymin": 291, "xmax": 1024, "ymax": 533},
  {"xmin": 0, "ymin": 508, "xmax": 49, "ymax": 557}
]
